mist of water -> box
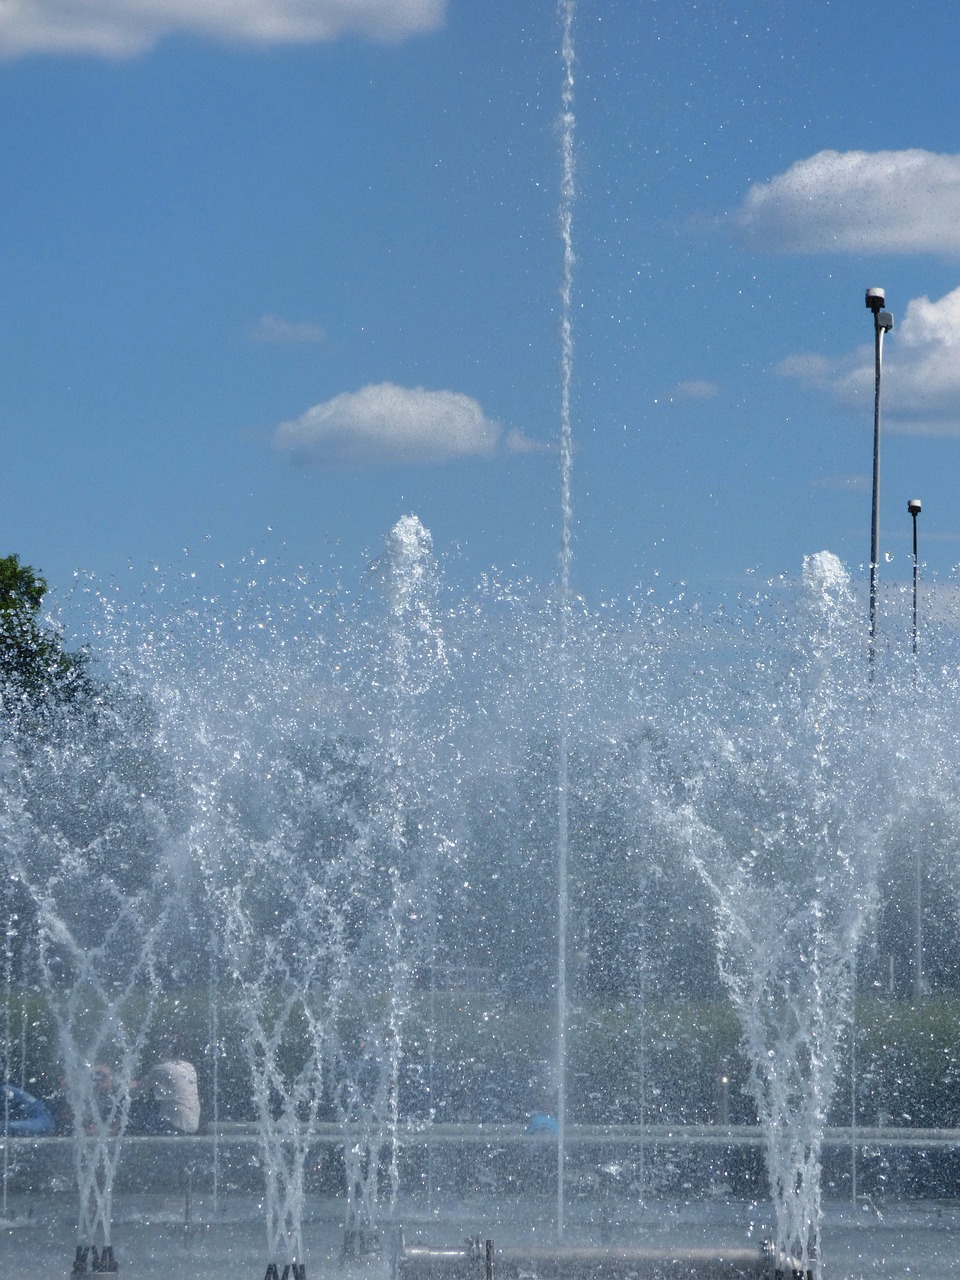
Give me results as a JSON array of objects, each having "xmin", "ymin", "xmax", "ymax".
[{"xmin": 2, "ymin": 521, "xmax": 957, "ymax": 1278}]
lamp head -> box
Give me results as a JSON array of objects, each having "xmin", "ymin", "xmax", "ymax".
[{"xmin": 908, "ymin": 499, "xmax": 922, "ymax": 516}]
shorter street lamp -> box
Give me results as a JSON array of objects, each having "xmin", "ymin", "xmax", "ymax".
[
  {"xmin": 908, "ymin": 499, "xmax": 921, "ymax": 657},
  {"xmin": 907, "ymin": 499, "xmax": 923, "ymax": 1000}
]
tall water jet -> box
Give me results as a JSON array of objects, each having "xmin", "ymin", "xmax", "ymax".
[
  {"xmin": 332, "ymin": 513, "xmax": 452, "ymax": 1254},
  {"xmin": 555, "ymin": 0, "xmax": 576, "ymax": 1242},
  {"xmin": 640, "ymin": 553, "xmax": 899, "ymax": 1274}
]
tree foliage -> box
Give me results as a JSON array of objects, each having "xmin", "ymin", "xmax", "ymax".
[{"xmin": 0, "ymin": 553, "xmax": 91, "ymax": 711}]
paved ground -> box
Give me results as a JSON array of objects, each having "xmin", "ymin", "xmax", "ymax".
[{"xmin": 0, "ymin": 1192, "xmax": 957, "ymax": 1280}]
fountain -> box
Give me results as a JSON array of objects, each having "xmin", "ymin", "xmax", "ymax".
[
  {"xmin": 0, "ymin": 523, "xmax": 958, "ymax": 1280},
  {"xmin": 633, "ymin": 553, "xmax": 900, "ymax": 1273},
  {"xmin": 0, "ymin": 681, "xmax": 177, "ymax": 1273},
  {"xmin": 75, "ymin": 513, "xmax": 454, "ymax": 1276},
  {"xmin": 3, "ymin": 8, "xmax": 960, "ymax": 1280}
]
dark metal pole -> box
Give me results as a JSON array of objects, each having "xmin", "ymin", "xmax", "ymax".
[
  {"xmin": 869, "ymin": 313, "xmax": 881, "ymax": 662},
  {"xmin": 915, "ymin": 821, "xmax": 924, "ymax": 1001},
  {"xmin": 908, "ymin": 499, "xmax": 921, "ymax": 658},
  {"xmin": 908, "ymin": 498, "xmax": 923, "ymax": 1000},
  {"xmin": 866, "ymin": 289, "xmax": 894, "ymax": 669}
]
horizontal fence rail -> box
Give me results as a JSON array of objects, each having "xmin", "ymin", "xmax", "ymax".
[{"xmin": 4, "ymin": 1122, "xmax": 960, "ymax": 1149}]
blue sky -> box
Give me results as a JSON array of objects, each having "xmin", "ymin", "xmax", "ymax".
[{"xmin": 4, "ymin": 0, "xmax": 960, "ymax": 621}]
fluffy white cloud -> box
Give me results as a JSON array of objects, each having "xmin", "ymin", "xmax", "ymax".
[
  {"xmin": 734, "ymin": 150, "xmax": 960, "ymax": 254},
  {"xmin": 0, "ymin": 0, "xmax": 446, "ymax": 58},
  {"xmin": 778, "ymin": 285, "xmax": 960, "ymax": 435},
  {"xmin": 273, "ymin": 382, "xmax": 538, "ymax": 467}
]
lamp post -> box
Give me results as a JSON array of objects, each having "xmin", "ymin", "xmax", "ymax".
[
  {"xmin": 908, "ymin": 498, "xmax": 923, "ymax": 1000},
  {"xmin": 866, "ymin": 288, "xmax": 894, "ymax": 669},
  {"xmin": 908, "ymin": 498, "xmax": 921, "ymax": 657}
]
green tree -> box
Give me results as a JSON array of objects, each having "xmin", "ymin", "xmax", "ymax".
[{"xmin": 0, "ymin": 553, "xmax": 91, "ymax": 710}]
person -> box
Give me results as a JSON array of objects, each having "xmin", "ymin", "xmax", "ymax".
[
  {"xmin": 3, "ymin": 1083, "xmax": 55, "ymax": 1136},
  {"xmin": 130, "ymin": 1037, "xmax": 200, "ymax": 1135},
  {"xmin": 47, "ymin": 1063, "xmax": 120, "ymax": 1136},
  {"xmin": 88, "ymin": 1063, "xmax": 120, "ymax": 1134}
]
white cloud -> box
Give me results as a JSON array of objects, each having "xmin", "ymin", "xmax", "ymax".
[
  {"xmin": 503, "ymin": 427, "xmax": 548, "ymax": 455},
  {"xmin": 248, "ymin": 314, "xmax": 325, "ymax": 345},
  {"xmin": 0, "ymin": 0, "xmax": 446, "ymax": 59},
  {"xmin": 733, "ymin": 150, "xmax": 960, "ymax": 255},
  {"xmin": 778, "ymin": 285, "xmax": 960, "ymax": 436},
  {"xmin": 273, "ymin": 382, "xmax": 539, "ymax": 468}
]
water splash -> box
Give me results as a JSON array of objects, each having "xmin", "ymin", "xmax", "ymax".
[
  {"xmin": 137, "ymin": 516, "xmax": 454, "ymax": 1266},
  {"xmin": 0, "ymin": 698, "xmax": 175, "ymax": 1267},
  {"xmin": 644, "ymin": 554, "xmax": 897, "ymax": 1274},
  {"xmin": 3, "ymin": 531, "xmax": 949, "ymax": 1276},
  {"xmin": 215, "ymin": 827, "xmax": 335, "ymax": 1266}
]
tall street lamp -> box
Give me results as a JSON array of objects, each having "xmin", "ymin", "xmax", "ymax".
[
  {"xmin": 908, "ymin": 498, "xmax": 921, "ymax": 658},
  {"xmin": 866, "ymin": 288, "xmax": 894, "ymax": 669}
]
